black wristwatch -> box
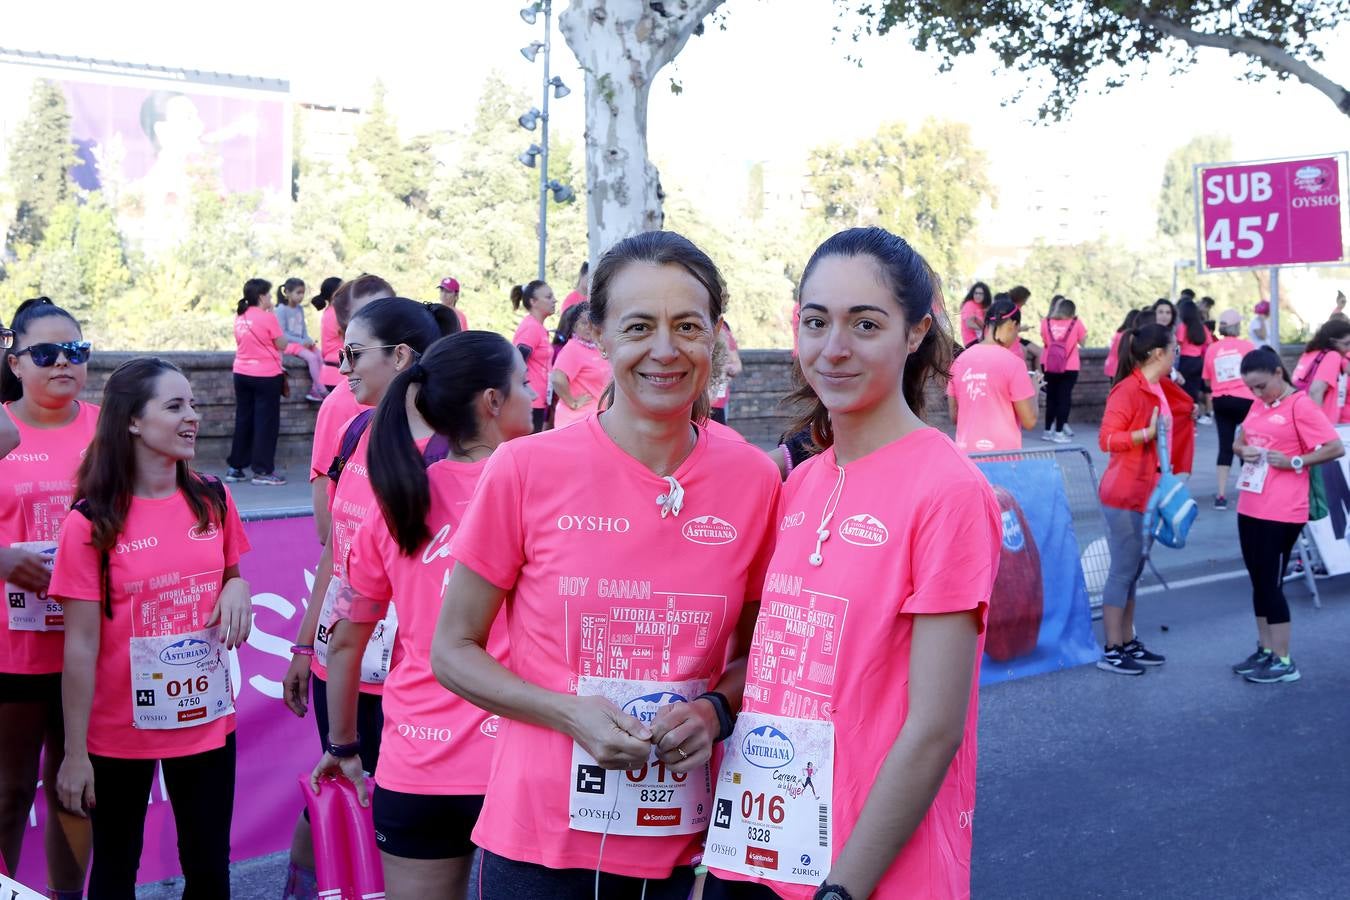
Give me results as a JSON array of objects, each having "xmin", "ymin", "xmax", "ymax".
[
  {"xmin": 694, "ymin": 691, "xmax": 736, "ymax": 742},
  {"xmin": 813, "ymin": 885, "xmax": 854, "ymax": 900},
  {"xmin": 327, "ymin": 736, "xmax": 361, "ymax": 759}
]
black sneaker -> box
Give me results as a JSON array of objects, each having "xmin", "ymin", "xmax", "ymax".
[
  {"xmin": 1232, "ymin": 647, "xmax": 1272, "ymax": 675},
  {"xmin": 1096, "ymin": 645, "xmax": 1145, "ymax": 675},
  {"xmin": 224, "ymin": 468, "xmax": 248, "ymax": 483},
  {"xmin": 1244, "ymin": 656, "xmax": 1300, "ymax": 684},
  {"xmin": 1122, "ymin": 638, "xmax": 1165, "ymax": 666},
  {"xmin": 1214, "ymin": 495, "xmax": 1229, "ymax": 510}
]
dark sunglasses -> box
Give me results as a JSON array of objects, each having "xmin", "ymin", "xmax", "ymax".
[
  {"xmin": 12, "ymin": 341, "xmax": 92, "ymax": 366},
  {"xmin": 337, "ymin": 343, "xmax": 401, "ymax": 368}
]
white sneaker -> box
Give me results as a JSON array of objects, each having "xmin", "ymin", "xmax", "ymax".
[
  {"xmin": 1197, "ymin": 415, "xmax": 1214, "ymax": 425},
  {"xmin": 1062, "ymin": 424, "xmax": 1075, "ymax": 437},
  {"xmin": 1051, "ymin": 431, "xmax": 1072, "ymax": 444},
  {"xmin": 1041, "ymin": 430, "xmax": 1055, "ymax": 442}
]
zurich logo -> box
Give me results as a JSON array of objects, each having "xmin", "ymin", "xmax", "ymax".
[
  {"xmin": 159, "ymin": 637, "xmax": 211, "ymax": 666},
  {"xmin": 800, "ymin": 855, "xmax": 811, "ymax": 866},
  {"xmin": 623, "ymin": 691, "xmax": 686, "ymax": 725},
  {"xmin": 1000, "ymin": 510, "xmax": 1025, "ymax": 552},
  {"xmin": 741, "ymin": 724, "xmax": 794, "ymax": 769}
]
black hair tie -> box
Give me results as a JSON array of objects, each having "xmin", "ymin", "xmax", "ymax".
[{"xmin": 408, "ymin": 362, "xmax": 428, "ymax": 383}]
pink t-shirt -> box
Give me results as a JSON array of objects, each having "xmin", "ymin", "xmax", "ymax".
[
  {"xmin": 1237, "ymin": 391, "xmax": 1338, "ymax": 523},
  {"xmin": 1293, "ymin": 350, "xmax": 1345, "ymax": 426},
  {"xmin": 552, "ymin": 339, "xmax": 610, "ymax": 429},
  {"xmin": 320, "ymin": 305, "xmax": 342, "ymax": 388},
  {"xmin": 0, "ymin": 401, "xmax": 100, "ymax": 674},
  {"xmin": 705, "ymin": 419, "xmax": 747, "ymax": 443},
  {"xmin": 233, "ymin": 307, "xmax": 284, "ymax": 377},
  {"xmin": 958, "ymin": 299, "xmax": 983, "ymax": 346},
  {"xmin": 513, "ymin": 315, "xmax": 551, "ymax": 410},
  {"xmin": 712, "ymin": 325, "xmax": 740, "ymax": 411},
  {"xmin": 561, "ymin": 291, "xmax": 587, "ymax": 314},
  {"xmin": 947, "ymin": 344, "xmax": 1035, "ymax": 452},
  {"xmin": 1176, "ymin": 323, "xmax": 1214, "ymax": 358},
  {"xmin": 49, "ymin": 483, "xmax": 248, "ymax": 759},
  {"xmin": 450, "ymin": 417, "xmax": 780, "ymax": 878},
  {"xmin": 1041, "ymin": 318, "xmax": 1087, "ymax": 371},
  {"xmin": 1104, "ymin": 331, "xmax": 1123, "ymax": 378},
  {"xmin": 346, "ymin": 459, "xmax": 507, "ymax": 795},
  {"xmin": 309, "ymin": 380, "xmax": 367, "ymax": 483},
  {"xmin": 454, "ymin": 308, "xmax": 468, "ymax": 331},
  {"xmin": 1203, "ymin": 338, "xmax": 1256, "ymax": 400},
  {"xmin": 710, "ymin": 429, "xmax": 1000, "ymax": 900}
]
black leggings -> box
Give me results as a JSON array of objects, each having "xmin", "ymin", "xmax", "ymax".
[
  {"xmin": 1177, "ymin": 355, "xmax": 1205, "ymax": 403},
  {"xmin": 1237, "ymin": 514, "xmax": 1303, "ymax": 626},
  {"xmin": 1213, "ymin": 395, "xmax": 1253, "ymax": 468},
  {"xmin": 702, "ymin": 872, "xmax": 781, "ymax": 898},
  {"xmin": 470, "ymin": 849, "xmax": 695, "ymax": 900},
  {"xmin": 88, "ymin": 733, "xmax": 235, "ymax": 900},
  {"xmin": 1043, "ymin": 370, "xmax": 1078, "ymax": 431},
  {"xmin": 227, "ymin": 373, "xmax": 283, "ymax": 475}
]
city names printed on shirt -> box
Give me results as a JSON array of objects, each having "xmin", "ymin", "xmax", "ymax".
[{"xmin": 744, "ymin": 579, "xmax": 850, "ymax": 721}]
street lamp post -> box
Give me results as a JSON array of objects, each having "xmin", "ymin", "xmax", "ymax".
[{"xmin": 518, "ymin": 1, "xmax": 573, "ymax": 283}]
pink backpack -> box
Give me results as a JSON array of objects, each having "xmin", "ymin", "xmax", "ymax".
[{"xmin": 1043, "ymin": 319, "xmax": 1077, "ymax": 374}]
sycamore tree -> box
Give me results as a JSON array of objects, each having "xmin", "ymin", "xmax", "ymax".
[{"xmin": 846, "ymin": 1, "xmax": 1350, "ymax": 121}]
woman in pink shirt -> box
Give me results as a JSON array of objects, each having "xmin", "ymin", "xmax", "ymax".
[
  {"xmin": 315, "ymin": 277, "xmax": 344, "ymax": 390},
  {"xmin": 1038, "ymin": 297, "xmax": 1088, "ymax": 443},
  {"xmin": 0, "ymin": 299, "xmax": 96, "ymax": 897},
  {"xmin": 1232, "ymin": 349, "xmax": 1344, "ymax": 684},
  {"xmin": 551, "ymin": 303, "xmax": 611, "ymax": 429},
  {"xmin": 311, "ymin": 331, "xmax": 534, "ymax": 899},
  {"xmin": 1291, "ymin": 318, "xmax": 1350, "ymax": 426},
  {"xmin": 52, "ymin": 358, "xmax": 252, "ymax": 898},
  {"xmin": 1203, "ymin": 310, "xmax": 1255, "ymax": 509},
  {"xmin": 704, "ymin": 227, "xmax": 1001, "ymax": 900},
  {"xmin": 511, "ymin": 280, "xmax": 557, "ymax": 433},
  {"xmin": 957, "ymin": 281, "xmax": 989, "ymax": 347},
  {"xmin": 1105, "ymin": 309, "xmax": 1140, "ymax": 378},
  {"xmin": 948, "ymin": 298, "xmax": 1039, "ymax": 452},
  {"xmin": 227, "ymin": 278, "xmax": 289, "ymax": 486},
  {"xmin": 1174, "ymin": 299, "xmax": 1214, "ymax": 411},
  {"xmin": 433, "ymin": 231, "xmax": 780, "ymax": 899}
]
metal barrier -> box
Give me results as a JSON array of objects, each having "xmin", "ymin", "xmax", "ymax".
[{"xmin": 970, "ymin": 445, "xmax": 1110, "ymax": 613}]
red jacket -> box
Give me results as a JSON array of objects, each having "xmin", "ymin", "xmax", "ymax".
[{"xmin": 1099, "ymin": 371, "xmax": 1194, "ymax": 511}]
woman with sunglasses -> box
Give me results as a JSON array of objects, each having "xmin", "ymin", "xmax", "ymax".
[
  {"xmin": 0, "ymin": 298, "xmax": 96, "ymax": 898},
  {"xmin": 281, "ymin": 298, "xmax": 457, "ymax": 899},
  {"xmin": 227, "ymin": 277, "xmax": 289, "ymax": 486}
]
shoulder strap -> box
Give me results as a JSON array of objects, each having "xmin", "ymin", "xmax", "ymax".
[
  {"xmin": 1156, "ymin": 403, "xmax": 1172, "ymax": 477},
  {"xmin": 198, "ymin": 473, "xmax": 228, "ymax": 506},
  {"xmin": 326, "ymin": 409, "xmax": 376, "ymax": 484},
  {"xmin": 423, "ymin": 434, "xmax": 451, "ymax": 467}
]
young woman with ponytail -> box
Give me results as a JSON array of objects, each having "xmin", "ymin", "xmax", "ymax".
[
  {"xmin": 227, "ymin": 277, "xmax": 288, "ymax": 485},
  {"xmin": 432, "ymin": 232, "xmax": 779, "ymax": 898},
  {"xmin": 275, "ymin": 277, "xmax": 327, "ymax": 403},
  {"xmin": 1097, "ymin": 323, "xmax": 1179, "ymax": 676},
  {"xmin": 510, "ymin": 280, "xmax": 558, "ymax": 432},
  {"xmin": 281, "ymin": 297, "xmax": 457, "ymax": 900},
  {"xmin": 947, "ymin": 297, "xmax": 1039, "ymax": 452},
  {"xmin": 314, "ymin": 276, "xmax": 345, "ymax": 391},
  {"xmin": 310, "ymin": 331, "xmax": 534, "ymax": 899},
  {"xmin": 702, "ymin": 227, "xmax": 1000, "ymax": 900}
]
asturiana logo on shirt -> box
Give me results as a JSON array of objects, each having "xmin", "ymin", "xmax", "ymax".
[
  {"xmin": 188, "ymin": 522, "xmax": 220, "ymax": 541},
  {"xmin": 159, "ymin": 637, "xmax": 211, "ymax": 666},
  {"xmin": 480, "ymin": 715, "xmax": 501, "ymax": 738},
  {"xmin": 682, "ymin": 515, "xmax": 737, "ymax": 545},
  {"xmin": 838, "ymin": 513, "xmax": 888, "ymax": 547},
  {"xmin": 742, "ymin": 724, "xmax": 794, "ymax": 769},
  {"xmin": 622, "ymin": 690, "xmax": 687, "ymax": 725}
]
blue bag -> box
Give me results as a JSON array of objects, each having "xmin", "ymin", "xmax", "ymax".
[{"xmin": 1143, "ymin": 414, "xmax": 1197, "ymax": 549}]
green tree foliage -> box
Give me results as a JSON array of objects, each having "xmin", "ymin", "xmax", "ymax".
[
  {"xmin": 808, "ymin": 119, "xmax": 993, "ymax": 286},
  {"xmin": 351, "ymin": 81, "xmax": 430, "ymax": 208},
  {"xmin": 847, "ymin": 1, "xmax": 1350, "ymax": 120},
  {"xmin": 1158, "ymin": 134, "xmax": 1233, "ymax": 241},
  {"xmin": 5, "ymin": 79, "xmax": 78, "ymax": 249}
]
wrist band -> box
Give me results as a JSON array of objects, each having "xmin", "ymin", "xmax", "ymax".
[
  {"xmin": 290, "ymin": 644, "xmax": 315, "ymax": 657},
  {"xmin": 327, "ymin": 736, "xmax": 361, "ymax": 759},
  {"xmin": 695, "ymin": 691, "xmax": 736, "ymax": 742},
  {"xmin": 779, "ymin": 443, "xmax": 794, "ymax": 476}
]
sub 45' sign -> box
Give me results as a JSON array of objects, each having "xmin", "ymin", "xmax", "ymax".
[{"xmin": 1194, "ymin": 154, "xmax": 1346, "ymax": 271}]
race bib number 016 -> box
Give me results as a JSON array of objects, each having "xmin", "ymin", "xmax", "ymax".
[
  {"xmin": 314, "ymin": 577, "xmax": 397, "ymax": 684},
  {"xmin": 568, "ymin": 676, "xmax": 711, "ymax": 836},
  {"xmin": 5, "ymin": 541, "xmax": 61, "ymax": 632},
  {"xmin": 130, "ymin": 627, "xmax": 233, "ymax": 729},
  {"xmin": 706, "ymin": 712, "xmax": 835, "ymax": 886}
]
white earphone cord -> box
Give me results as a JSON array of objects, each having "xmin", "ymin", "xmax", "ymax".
[
  {"xmin": 809, "ymin": 465, "xmax": 846, "ymax": 567},
  {"xmin": 594, "ymin": 782, "xmax": 648, "ymax": 900}
]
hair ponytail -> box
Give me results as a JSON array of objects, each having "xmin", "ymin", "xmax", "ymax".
[
  {"xmin": 1114, "ymin": 323, "xmax": 1172, "ymax": 384},
  {"xmin": 237, "ymin": 278, "xmax": 272, "ymax": 317},
  {"xmin": 368, "ymin": 331, "xmax": 517, "ymax": 555},
  {"xmin": 510, "ymin": 280, "xmax": 547, "ymax": 312},
  {"xmin": 313, "ymin": 276, "xmax": 342, "ymax": 311}
]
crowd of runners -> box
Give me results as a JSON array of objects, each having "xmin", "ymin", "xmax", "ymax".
[{"xmin": 0, "ymin": 226, "xmax": 1344, "ymax": 900}]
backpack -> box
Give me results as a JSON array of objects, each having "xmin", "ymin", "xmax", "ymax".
[
  {"xmin": 325, "ymin": 408, "xmax": 452, "ymax": 486},
  {"xmin": 1143, "ymin": 415, "xmax": 1197, "ymax": 549},
  {"xmin": 1293, "ymin": 350, "xmax": 1329, "ymax": 393},
  {"xmin": 1042, "ymin": 319, "xmax": 1077, "ymax": 375}
]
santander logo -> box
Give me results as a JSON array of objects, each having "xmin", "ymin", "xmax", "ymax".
[
  {"xmin": 839, "ymin": 513, "xmax": 888, "ymax": 547},
  {"xmin": 682, "ymin": 515, "xmax": 737, "ymax": 545}
]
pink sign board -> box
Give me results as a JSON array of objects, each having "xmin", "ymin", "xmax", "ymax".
[
  {"xmin": 16, "ymin": 516, "xmax": 322, "ymax": 889},
  {"xmin": 1197, "ymin": 155, "xmax": 1345, "ymax": 270}
]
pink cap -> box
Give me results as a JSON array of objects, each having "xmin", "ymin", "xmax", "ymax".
[
  {"xmin": 1254, "ymin": 301, "xmax": 1270, "ymax": 316},
  {"xmin": 438, "ymin": 277, "xmax": 460, "ymax": 293}
]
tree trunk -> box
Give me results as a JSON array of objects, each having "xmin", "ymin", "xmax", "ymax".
[{"xmin": 559, "ymin": 0, "xmax": 724, "ymax": 269}]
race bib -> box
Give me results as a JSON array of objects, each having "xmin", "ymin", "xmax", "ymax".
[
  {"xmin": 1238, "ymin": 453, "xmax": 1269, "ymax": 494},
  {"xmin": 130, "ymin": 627, "xmax": 233, "ymax": 729},
  {"xmin": 705, "ymin": 712, "xmax": 835, "ymax": 886},
  {"xmin": 1338, "ymin": 372, "xmax": 1347, "ymax": 408},
  {"xmin": 1214, "ymin": 354, "xmax": 1241, "ymax": 384},
  {"xmin": 568, "ymin": 675, "xmax": 711, "ymax": 836},
  {"xmin": 314, "ymin": 577, "xmax": 397, "ymax": 684},
  {"xmin": 5, "ymin": 541, "xmax": 61, "ymax": 632}
]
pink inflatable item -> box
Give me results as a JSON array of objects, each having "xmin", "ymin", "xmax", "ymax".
[{"xmin": 299, "ymin": 774, "xmax": 385, "ymax": 900}]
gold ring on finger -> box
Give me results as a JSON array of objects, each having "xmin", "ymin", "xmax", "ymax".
[{"xmin": 677, "ymin": 747, "xmax": 688, "ymax": 760}]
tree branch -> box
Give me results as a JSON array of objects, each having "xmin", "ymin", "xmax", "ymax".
[{"xmin": 1132, "ymin": 8, "xmax": 1350, "ymax": 116}]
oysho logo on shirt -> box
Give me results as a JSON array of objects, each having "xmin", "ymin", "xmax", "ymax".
[
  {"xmin": 682, "ymin": 515, "xmax": 737, "ymax": 545},
  {"xmin": 6, "ymin": 452, "xmax": 50, "ymax": 463},
  {"xmin": 838, "ymin": 513, "xmax": 889, "ymax": 547},
  {"xmin": 116, "ymin": 536, "xmax": 160, "ymax": 554},
  {"xmin": 396, "ymin": 722, "xmax": 453, "ymax": 743},
  {"xmin": 556, "ymin": 514, "xmax": 631, "ymax": 533},
  {"xmin": 741, "ymin": 724, "xmax": 794, "ymax": 769}
]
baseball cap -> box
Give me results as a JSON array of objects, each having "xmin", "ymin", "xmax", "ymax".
[
  {"xmin": 1254, "ymin": 301, "xmax": 1270, "ymax": 315},
  {"xmin": 1218, "ymin": 309, "xmax": 1241, "ymax": 327},
  {"xmin": 438, "ymin": 277, "xmax": 460, "ymax": 293}
]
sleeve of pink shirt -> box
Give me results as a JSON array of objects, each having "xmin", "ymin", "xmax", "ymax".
[
  {"xmin": 554, "ymin": 342, "xmax": 583, "ymax": 380},
  {"xmin": 1314, "ymin": 351, "xmax": 1343, "ymax": 388},
  {"xmin": 744, "ymin": 479, "xmax": 783, "ymax": 600},
  {"xmin": 1073, "ymin": 319, "xmax": 1087, "ymax": 346},
  {"xmin": 221, "ymin": 487, "xmax": 250, "ymax": 567},
  {"xmin": 1294, "ymin": 393, "xmax": 1339, "ymax": 449},
  {"xmin": 449, "ymin": 449, "xmax": 526, "ymax": 591},
  {"xmin": 345, "ymin": 515, "xmax": 394, "ymax": 622},
  {"xmin": 1008, "ymin": 359, "xmax": 1035, "ymax": 402},
  {"xmin": 899, "ymin": 476, "xmax": 999, "ymax": 629},
  {"xmin": 1202, "ymin": 344, "xmax": 1216, "ymax": 383},
  {"xmin": 48, "ymin": 510, "xmax": 99, "ymax": 603}
]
